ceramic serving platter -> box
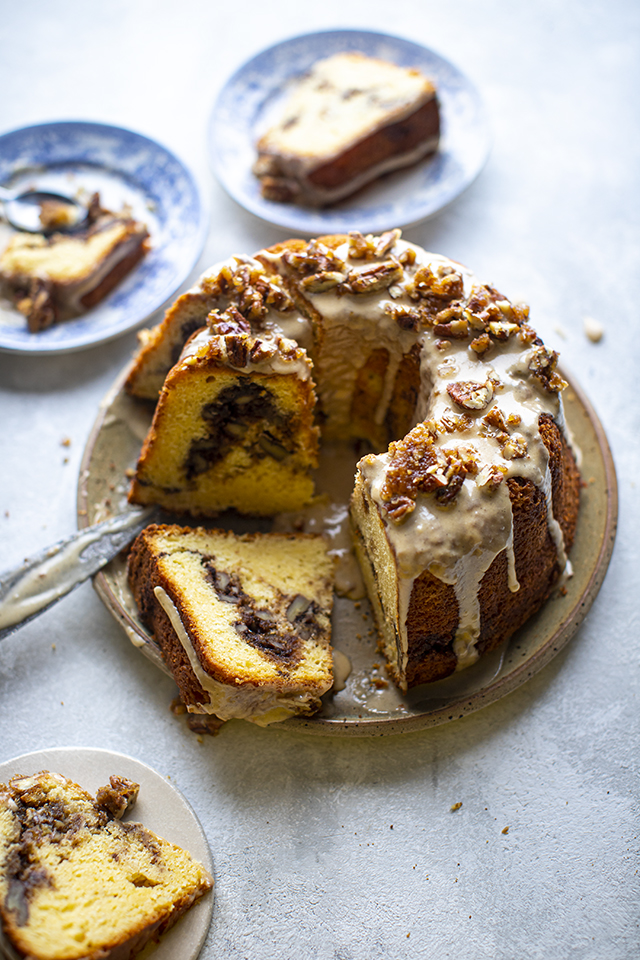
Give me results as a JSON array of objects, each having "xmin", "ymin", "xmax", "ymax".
[
  {"xmin": 209, "ymin": 29, "xmax": 490, "ymax": 236},
  {"xmin": 0, "ymin": 121, "xmax": 206, "ymax": 354},
  {"xmin": 0, "ymin": 747, "xmax": 213, "ymax": 960},
  {"xmin": 77, "ymin": 361, "xmax": 617, "ymax": 737}
]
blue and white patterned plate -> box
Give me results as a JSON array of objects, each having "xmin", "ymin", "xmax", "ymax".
[
  {"xmin": 0, "ymin": 121, "xmax": 206, "ymax": 354},
  {"xmin": 210, "ymin": 29, "xmax": 491, "ymax": 236}
]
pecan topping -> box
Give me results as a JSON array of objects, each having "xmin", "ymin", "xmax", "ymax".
[
  {"xmin": 411, "ymin": 265, "xmax": 464, "ymax": 302},
  {"xmin": 248, "ymin": 339, "xmax": 278, "ymax": 363},
  {"xmin": 380, "ymin": 425, "xmax": 480, "ymax": 518},
  {"xmin": 487, "ymin": 320, "xmax": 519, "ymax": 340},
  {"xmin": 375, "ymin": 229, "xmax": 402, "ymax": 257},
  {"xmin": 528, "ymin": 346, "xmax": 567, "ymax": 393},
  {"xmin": 501, "ymin": 436, "xmax": 528, "ymax": 459},
  {"xmin": 346, "ymin": 259, "xmax": 404, "ymax": 294},
  {"xmin": 447, "ymin": 380, "xmax": 494, "ymax": 411},
  {"xmin": 224, "ymin": 334, "xmax": 250, "ymax": 367},
  {"xmin": 208, "ymin": 305, "xmax": 251, "ymax": 335},
  {"xmin": 284, "ymin": 240, "xmax": 346, "ymax": 277},
  {"xmin": 470, "ymin": 333, "xmax": 492, "ymax": 356},
  {"xmin": 301, "ymin": 271, "xmax": 347, "ymax": 293},
  {"xmin": 384, "ymin": 302, "xmax": 421, "ymax": 330},
  {"xmin": 476, "ymin": 463, "xmax": 508, "ymax": 491},
  {"xmin": 433, "ymin": 318, "xmax": 469, "ymax": 339}
]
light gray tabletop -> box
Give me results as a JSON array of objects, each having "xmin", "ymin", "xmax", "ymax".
[{"xmin": 0, "ymin": 1, "xmax": 638, "ymax": 958}]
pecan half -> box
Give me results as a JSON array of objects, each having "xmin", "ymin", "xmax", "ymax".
[
  {"xmin": 447, "ymin": 380, "xmax": 494, "ymax": 411},
  {"xmin": 346, "ymin": 259, "xmax": 404, "ymax": 294}
]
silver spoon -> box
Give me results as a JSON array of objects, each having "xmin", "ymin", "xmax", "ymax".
[
  {"xmin": 0, "ymin": 184, "xmax": 89, "ymax": 234},
  {"xmin": 0, "ymin": 507, "xmax": 157, "ymax": 642}
]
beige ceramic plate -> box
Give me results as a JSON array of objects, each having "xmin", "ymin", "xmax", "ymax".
[
  {"xmin": 0, "ymin": 747, "xmax": 214, "ymax": 960},
  {"xmin": 78, "ymin": 362, "xmax": 617, "ymax": 737}
]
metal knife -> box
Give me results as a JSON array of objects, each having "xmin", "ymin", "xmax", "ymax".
[{"xmin": 0, "ymin": 508, "xmax": 156, "ymax": 641}]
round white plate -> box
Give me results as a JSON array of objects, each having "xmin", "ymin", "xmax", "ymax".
[
  {"xmin": 0, "ymin": 746, "xmax": 214, "ymax": 960},
  {"xmin": 0, "ymin": 121, "xmax": 207, "ymax": 354},
  {"xmin": 209, "ymin": 29, "xmax": 490, "ymax": 236}
]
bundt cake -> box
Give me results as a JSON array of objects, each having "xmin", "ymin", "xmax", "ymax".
[
  {"xmin": 127, "ymin": 525, "xmax": 336, "ymax": 725},
  {"xmin": 0, "ymin": 770, "xmax": 212, "ymax": 960},
  {"xmin": 125, "ymin": 229, "xmax": 580, "ymax": 694},
  {"xmin": 253, "ymin": 53, "xmax": 440, "ymax": 206},
  {"xmin": 0, "ymin": 194, "xmax": 149, "ymax": 332}
]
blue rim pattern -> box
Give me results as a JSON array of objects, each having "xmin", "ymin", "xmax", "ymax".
[
  {"xmin": 0, "ymin": 121, "xmax": 206, "ymax": 354},
  {"xmin": 210, "ymin": 29, "xmax": 491, "ymax": 236}
]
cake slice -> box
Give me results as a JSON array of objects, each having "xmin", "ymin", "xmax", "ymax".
[
  {"xmin": 125, "ymin": 253, "xmax": 310, "ymax": 400},
  {"xmin": 253, "ymin": 53, "xmax": 440, "ymax": 206},
  {"xmin": 0, "ymin": 770, "xmax": 212, "ymax": 960},
  {"xmin": 128, "ymin": 314, "xmax": 320, "ymax": 517},
  {"xmin": 128, "ymin": 524, "xmax": 335, "ymax": 726},
  {"xmin": 0, "ymin": 195, "xmax": 149, "ymax": 332}
]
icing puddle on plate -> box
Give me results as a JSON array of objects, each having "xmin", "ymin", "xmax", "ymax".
[{"xmin": 77, "ymin": 362, "xmax": 617, "ymax": 736}]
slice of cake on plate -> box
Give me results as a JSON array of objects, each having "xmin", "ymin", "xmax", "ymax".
[
  {"xmin": 0, "ymin": 770, "xmax": 212, "ymax": 960},
  {"xmin": 128, "ymin": 524, "xmax": 336, "ymax": 726},
  {"xmin": 253, "ymin": 53, "xmax": 440, "ymax": 206},
  {"xmin": 0, "ymin": 194, "xmax": 149, "ymax": 332}
]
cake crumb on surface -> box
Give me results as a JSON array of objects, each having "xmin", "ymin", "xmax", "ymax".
[
  {"xmin": 584, "ymin": 315, "xmax": 604, "ymax": 342},
  {"xmin": 451, "ymin": 802, "xmax": 463, "ymax": 812}
]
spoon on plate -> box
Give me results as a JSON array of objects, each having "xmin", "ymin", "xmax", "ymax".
[
  {"xmin": 0, "ymin": 185, "xmax": 90, "ymax": 234},
  {"xmin": 0, "ymin": 507, "xmax": 157, "ymax": 642}
]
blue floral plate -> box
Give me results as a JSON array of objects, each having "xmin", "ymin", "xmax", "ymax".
[
  {"xmin": 210, "ymin": 29, "xmax": 490, "ymax": 236},
  {"xmin": 0, "ymin": 121, "xmax": 206, "ymax": 354}
]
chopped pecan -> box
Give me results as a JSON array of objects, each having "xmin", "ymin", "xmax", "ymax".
[
  {"xmin": 208, "ymin": 305, "xmax": 251, "ymax": 335},
  {"xmin": 528, "ymin": 346, "xmax": 567, "ymax": 393},
  {"xmin": 469, "ymin": 333, "xmax": 492, "ymax": 356},
  {"xmin": 346, "ymin": 259, "xmax": 404, "ymax": 294},
  {"xmin": 482, "ymin": 406, "xmax": 508, "ymax": 433},
  {"xmin": 501, "ymin": 435, "xmax": 529, "ymax": 459},
  {"xmin": 384, "ymin": 302, "xmax": 421, "ymax": 330},
  {"xmin": 301, "ymin": 271, "xmax": 347, "ymax": 293},
  {"xmin": 375, "ymin": 229, "xmax": 402, "ymax": 257},
  {"xmin": 224, "ymin": 334, "xmax": 250, "ymax": 367},
  {"xmin": 439, "ymin": 412, "xmax": 473, "ymax": 434},
  {"xmin": 412, "ymin": 265, "xmax": 464, "ymax": 302},
  {"xmin": 347, "ymin": 231, "xmax": 376, "ymax": 259},
  {"xmin": 518, "ymin": 323, "xmax": 540, "ymax": 345},
  {"xmin": 476, "ymin": 463, "xmax": 508, "ymax": 491},
  {"xmin": 249, "ymin": 338, "xmax": 278, "ymax": 363},
  {"xmin": 447, "ymin": 380, "xmax": 494, "ymax": 411},
  {"xmin": 433, "ymin": 318, "xmax": 469, "ymax": 339},
  {"xmin": 487, "ymin": 320, "xmax": 519, "ymax": 340},
  {"xmin": 398, "ymin": 247, "xmax": 417, "ymax": 266}
]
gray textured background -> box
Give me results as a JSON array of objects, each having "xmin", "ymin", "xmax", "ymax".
[{"xmin": 0, "ymin": 1, "xmax": 638, "ymax": 957}]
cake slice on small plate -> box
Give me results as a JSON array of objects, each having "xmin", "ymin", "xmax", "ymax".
[
  {"xmin": 0, "ymin": 769, "xmax": 212, "ymax": 960},
  {"xmin": 0, "ymin": 194, "xmax": 149, "ymax": 332},
  {"xmin": 253, "ymin": 52, "xmax": 440, "ymax": 206}
]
